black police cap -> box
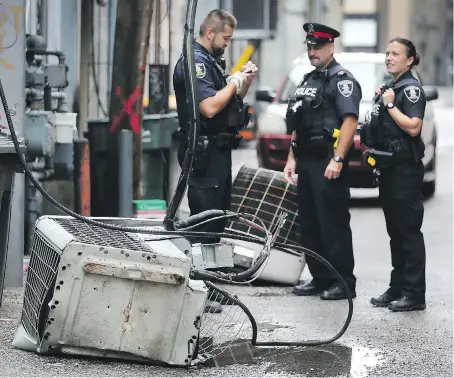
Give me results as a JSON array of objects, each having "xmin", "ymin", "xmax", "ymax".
[{"xmin": 303, "ymin": 23, "xmax": 340, "ymax": 46}]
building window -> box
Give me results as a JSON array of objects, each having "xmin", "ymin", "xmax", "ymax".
[{"xmin": 341, "ymin": 15, "xmax": 378, "ymax": 52}]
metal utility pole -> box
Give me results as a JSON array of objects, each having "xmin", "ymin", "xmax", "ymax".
[
  {"xmin": 104, "ymin": 0, "xmax": 154, "ymax": 216},
  {"xmin": 78, "ymin": 0, "xmax": 91, "ymax": 139}
]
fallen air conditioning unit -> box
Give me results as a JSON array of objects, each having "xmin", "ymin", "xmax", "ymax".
[
  {"xmin": 12, "ymin": 216, "xmax": 209, "ymax": 366},
  {"xmin": 226, "ymin": 165, "xmax": 305, "ymax": 285}
]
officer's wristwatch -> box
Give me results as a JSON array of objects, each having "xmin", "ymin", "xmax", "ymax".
[
  {"xmin": 333, "ymin": 154, "xmax": 344, "ymax": 163},
  {"xmin": 386, "ymin": 102, "xmax": 395, "ymax": 109}
]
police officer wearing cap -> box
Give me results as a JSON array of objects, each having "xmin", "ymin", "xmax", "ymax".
[
  {"xmin": 173, "ymin": 9, "xmax": 258, "ymax": 244},
  {"xmin": 284, "ymin": 23, "xmax": 362, "ymax": 300},
  {"xmin": 362, "ymin": 38, "xmax": 427, "ymax": 312}
]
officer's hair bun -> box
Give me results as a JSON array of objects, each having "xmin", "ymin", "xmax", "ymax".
[{"xmin": 413, "ymin": 53, "xmax": 421, "ymax": 67}]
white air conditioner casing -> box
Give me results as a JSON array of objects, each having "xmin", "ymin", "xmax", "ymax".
[
  {"xmin": 224, "ymin": 238, "xmax": 305, "ymax": 285},
  {"xmin": 13, "ymin": 216, "xmax": 208, "ymax": 366}
]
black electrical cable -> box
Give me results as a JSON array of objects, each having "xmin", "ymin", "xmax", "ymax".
[
  {"xmin": 204, "ymin": 237, "xmax": 354, "ymax": 346},
  {"xmin": 162, "ymin": 0, "xmax": 199, "ymax": 230}
]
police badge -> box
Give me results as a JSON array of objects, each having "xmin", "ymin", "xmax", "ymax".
[
  {"xmin": 337, "ymin": 80, "xmax": 353, "ymax": 98},
  {"xmin": 195, "ymin": 62, "xmax": 206, "ymax": 79},
  {"xmin": 404, "ymin": 85, "xmax": 421, "ymax": 103},
  {"xmin": 308, "ymin": 24, "xmax": 315, "ymax": 35}
]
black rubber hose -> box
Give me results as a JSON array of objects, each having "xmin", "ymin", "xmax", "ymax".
[
  {"xmin": 174, "ymin": 210, "xmax": 230, "ymax": 229},
  {"xmin": 191, "ymin": 253, "xmax": 268, "ymax": 282},
  {"xmin": 248, "ymin": 242, "xmax": 354, "ymax": 346},
  {"xmin": 163, "ymin": 0, "xmax": 199, "ymax": 230}
]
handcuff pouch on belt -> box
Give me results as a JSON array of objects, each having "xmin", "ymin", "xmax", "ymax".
[{"xmin": 388, "ymin": 138, "xmax": 424, "ymax": 163}]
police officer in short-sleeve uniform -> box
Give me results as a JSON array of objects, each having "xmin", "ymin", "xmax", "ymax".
[
  {"xmin": 283, "ymin": 23, "xmax": 362, "ymax": 300},
  {"xmin": 173, "ymin": 10, "xmax": 257, "ymax": 244},
  {"xmin": 362, "ymin": 37, "xmax": 427, "ymax": 312}
]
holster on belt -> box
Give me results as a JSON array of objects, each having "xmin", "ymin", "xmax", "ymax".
[
  {"xmin": 192, "ymin": 136, "xmax": 211, "ymax": 171},
  {"xmin": 363, "ymin": 149, "xmax": 395, "ymax": 168},
  {"xmin": 191, "ymin": 132, "xmax": 241, "ymax": 171}
]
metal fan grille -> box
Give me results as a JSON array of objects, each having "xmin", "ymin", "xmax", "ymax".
[
  {"xmin": 228, "ymin": 166, "xmax": 300, "ymax": 245},
  {"xmin": 197, "ymin": 284, "xmax": 253, "ymax": 359},
  {"xmin": 55, "ymin": 218, "xmax": 153, "ymax": 252},
  {"xmin": 21, "ymin": 232, "xmax": 62, "ymax": 341}
]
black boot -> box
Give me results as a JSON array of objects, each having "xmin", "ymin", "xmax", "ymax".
[
  {"xmin": 370, "ymin": 290, "xmax": 401, "ymax": 307},
  {"xmin": 320, "ymin": 283, "xmax": 356, "ymax": 300},
  {"xmin": 388, "ymin": 296, "xmax": 426, "ymax": 312},
  {"xmin": 292, "ymin": 280, "xmax": 332, "ymax": 296}
]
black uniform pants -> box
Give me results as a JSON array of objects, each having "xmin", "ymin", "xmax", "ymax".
[
  {"xmin": 378, "ymin": 161, "xmax": 426, "ymax": 300},
  {"xmin": 178, "ymin": 142, "xmax": 232, "ymax": 244},
  {"xmin": 296, "ymin": 155, "xmax": 356, "ymax": 290}
]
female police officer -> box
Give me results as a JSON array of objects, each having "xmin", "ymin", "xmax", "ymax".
[{"xmin": 366, "ymin": 38, "xmax": 427, "ymax": 312}]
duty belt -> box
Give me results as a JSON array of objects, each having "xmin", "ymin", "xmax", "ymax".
[
  {"xmin": 384, "ymin": 138, "xmax": 413, "ymax": 161},
  {"xmin": 178, "ymin": 129, "xmax": 242, "ymax": 149},
  {"xmin": 365, "ymin": 138, "xmax": 417, "ymax": 185},
  {"xmin": 203, "ymin": 132, "xmax": 241, "ymax": 149},
  {"xmin": 292, "ymin": 136, "xmax": 329, "ymax": 159}
]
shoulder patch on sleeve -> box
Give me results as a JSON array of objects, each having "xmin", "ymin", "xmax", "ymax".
[
  {"xmin": 195, "ymin": 62, "xmax": 206, "ymax": 78},
  {"xmin": 404, "ymin": 85, "xmax": 421, "ymax": 103},
  {"xmin": 337, "ymin": 79, "xmax": 354, "ymax": 98}
]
